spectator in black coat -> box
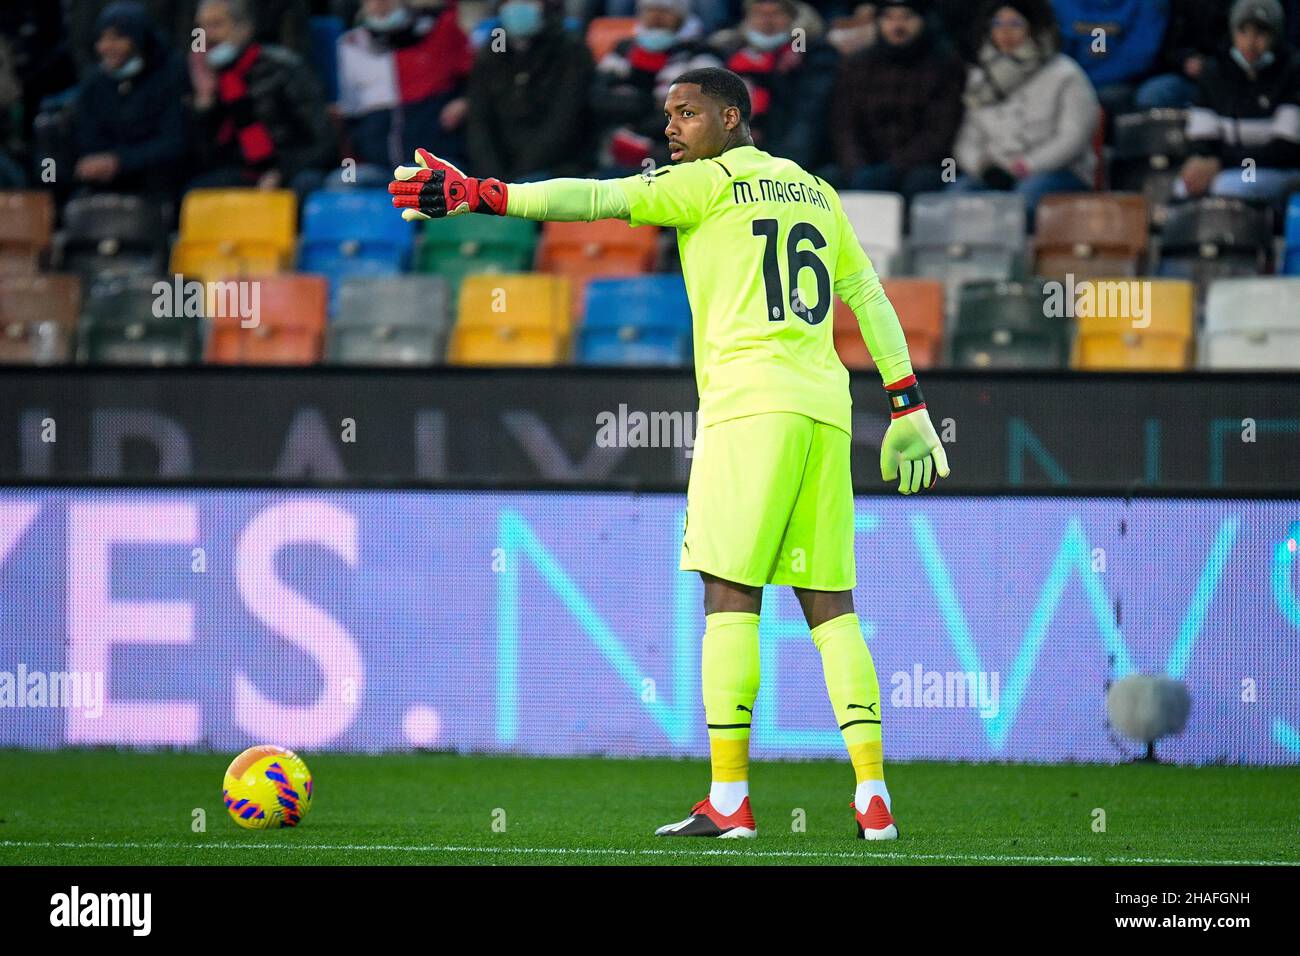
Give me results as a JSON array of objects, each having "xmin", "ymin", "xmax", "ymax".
[
  {"xmin": 466, "ymin": 0, "xmax": 596, "ymax": 180},
  {"xmin": 73, "ymin": 1, "xmax": 190, "ymax": 201},
  {"xmin": 824, "ymin": 0, "xmax": 966, "ymax": 198},
  {"xmin": 1176, "ymin": 0, "xmax": 1300, "ymax": 208},
  {"xmin": 187, "ymin": 0, "xmax": 336, "ymax": 198}
]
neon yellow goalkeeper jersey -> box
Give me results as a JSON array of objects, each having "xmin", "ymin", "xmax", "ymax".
[{"xmin": 614, "ymin": 144, "xmax": 904, "ymax": 435}]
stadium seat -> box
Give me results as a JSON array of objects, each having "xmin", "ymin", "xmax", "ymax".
[
  {"xmin": 577, "ymin": 275, "xmax": 692, "ymax": 365},
  {"xmin": 0, "ymin": 191, "xmax": 55, "ymax": 275},
  {"xmin": 536, "ymin": 219, "xmax": 659, "ymax": 318},
  {"xmin": 839, "ymin": 191, "xmax": 904, "ymax": 276},
  {"xmin": 1155, "ymin": 198, "xmax": 1271, "ymax": 287},
  {"xmin": 1072, "ymin": 278, "xmax": 1194, "ymax": 370},
  {"xmin": 1110, "ymin": 110, "xmax": 1189, "ymax": 227},
  {"xmin": 326, "ymin": 275, "xmax": 452, "ymax": 365},
  {"xmin": 204, "ymin": 274, "xmax": 327, "ymax": 364},
  {"xmin": 909, "ymin": 192, "xmax": 1027, "ymax": 252},
  {"xmin": 834, "ymin": 278, "xmax": 944, "ymax": 370},
  {"xmin": 585, "ymin": 17, "xmax": 637, "ymax": 61},
  {"xmin": 414, "ymin": 214, "xmax": 539, "ymax": 302},
  {"xmin": 77, "ymin": 274, "xmax": 199, "ymax": 365},
  {"xmin": 449, "ymin": 273, "xmax": 571, "ymax": 365},
  {"xmin": 0, "ymin": 273, "xmax": 81, "ymax": 364},
  {"xmin": 58, "ymin": 193, "xmax": 167, "ymax": 282},
  {"xmin": 1200, "ymin": 277, "xmax": 1300, "ymax": 369},
  {"xmin": 170, "ymin": 188, "xmax": 297, "ymax": 282},
  {"xmin": 297, "ymin": 190, "xmax": 415, "ymax": 312},
  {"xmin": 1034, "ymin": 193, "xmax": 1149, "ymax": 280},
  {"xmin": 950, "ymin": 280, "xmax": 1066, "ymax": 369}
]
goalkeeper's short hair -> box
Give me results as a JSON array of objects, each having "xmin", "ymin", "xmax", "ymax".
[{"xmin": 671, "ymin": 67, "xmax": 753, "ymax": 124}]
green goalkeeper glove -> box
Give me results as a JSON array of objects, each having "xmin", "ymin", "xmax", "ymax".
[{"xmin": 879, "ymin": 374, "xmax": 950, "ymax": 495}]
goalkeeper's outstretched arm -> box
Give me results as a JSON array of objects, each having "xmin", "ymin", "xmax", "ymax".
[{"xmin": 389, "ymin": 147, "xmax": 721, "ymax": 227}]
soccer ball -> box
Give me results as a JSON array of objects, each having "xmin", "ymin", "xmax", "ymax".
[{"xmin": 222, "ymin": 745, "xmax": 313, "ymax": 830}]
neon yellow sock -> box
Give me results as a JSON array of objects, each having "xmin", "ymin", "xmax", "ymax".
[
  {"xmin": 701, "ymin": 611, "xmax": 760, "ymax": 783},
  {"xmin": 810, "ymin": 612, "xmax": 884, "ymax": 783}
]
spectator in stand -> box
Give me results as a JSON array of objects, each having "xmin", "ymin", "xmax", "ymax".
[
  {"xmin": 590, "ymin": 0, "xmax": 721, "ymax": 176},
  {"xmin": 825, "ymin": 4, "xmax": 879, "ymax": 58},
  {"xmin": 1052, "ymin": 0, "xmax": 1168, "ymax": 119},
  {"xmin": 1134, "ymin": 0, "xmax": 1231, "ymax": 109},
  {"xmin": 466, "ymin": 0, "xmax": 596, "ymax": 180},
  {"xmin": 708, "ymin": 0, "xmax": 838, "ymax": 168},
  {"xmin": 824, "ymin": 0, "xmax": 965, "ymax": 199},
  {"xmin": 471, "ymin": 0, "xmax": 588, "ymax": 47},
  {"xmin": 949, "ymin": 0, "xmax": 1099, "ymax": 216},
  {"xmin": 1176, "ymin": 0, "xmax": 1300, "ymax": 209},
  {"xmin": 187, "ymin": 0, "xmax": 336, "ymax": 198},
  {"xmin": 336, "ymin": 0, "xmax": 472, "ymax": 181},
  {"xmin": 67, "ymin": 1, "xmax": 313, "ymax": 77},
  {"xmin": 72, "ymin": 2, "xmax": 189, "ymax": 203}
]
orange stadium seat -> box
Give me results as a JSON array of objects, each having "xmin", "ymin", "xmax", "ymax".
[
  {"xmin": 0, "ymin": 273, "xmax": 82, "ymax": 364},
  {"xmin": 535, "ymin": 219, "xmax": 659, "ymax": 319},
  {"xmin": 0, "ymin": 191, "xmax": 55, "ymax": 275},
  {"xmin": 585, "ymin": 17, "xmax": 637, "ymax": 62},
  {"xmin": 834, "ymin": 279, "xmax": 945, "ymax": 371},
  {"xmin": 1072, "ymin": 278, "xmax": 1194, "ymax": 371},
  {"xmin": 1034, "ymin": 193, "xmax": 1149, "ymax": 281},
  {"xmin": 170, "ymin": 188, "xmax": 297, "ymax": 282},
  {"xmin": 449, "ymin": 273, "xmax": 571, "ymax": 365},
  {"xmin": 204, "ymin": 274, "xmax": 327, "ymax": 365}
]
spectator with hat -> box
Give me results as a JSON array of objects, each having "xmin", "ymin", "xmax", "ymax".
[
  {"xmin": 72, "ymin": 1, "xmax": 190, "ymax": 202},
  {"xmin": 824, "ymin": 0, "xmax": 966, "ymax": 199},
  {"xmin": 1176, "ymin": 0, "xmax": 1300, "ymax": 207}
]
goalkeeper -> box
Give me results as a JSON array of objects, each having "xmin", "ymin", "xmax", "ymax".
[{"xmin": 391, "ymin": 66, "xmax": 949, "ymax": 841}]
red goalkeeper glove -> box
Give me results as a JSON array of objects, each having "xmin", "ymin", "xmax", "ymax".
[{"xmin": 388, "ymin": 148, "xmax": 508, "ymax": 221}]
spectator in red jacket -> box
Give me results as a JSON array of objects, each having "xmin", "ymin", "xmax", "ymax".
[
  {"xmin": 824, "ymin": 0, "xmax": 966, "ymax": 199},
  {"xmin": 336, "ymin": 0, "xmax": 472, "ymax": 181}
]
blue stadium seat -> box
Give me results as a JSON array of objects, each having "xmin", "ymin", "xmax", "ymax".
[
  {"xmin": 577, "ymin": 275, "xmax": 692, "ymax": 365},
  {"xmin": 297, "ymin": 190, "xmax": 415, "ymax": 312},
  {"xmin": 309, "ymin": 16, "xmax": 345, "ymax": 102}
]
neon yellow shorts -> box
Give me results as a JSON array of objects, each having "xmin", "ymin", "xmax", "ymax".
[{"xmin": 680, "ymin": 411, "xmax": 856, "ymax": 590}]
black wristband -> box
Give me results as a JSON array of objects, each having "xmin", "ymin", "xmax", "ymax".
[{"xmin": 885, "ymin": 379, "xmax": 925, "ymax": 417}]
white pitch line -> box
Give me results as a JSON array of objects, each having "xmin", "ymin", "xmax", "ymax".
[{"xmin": 0, "ymin": 840, "xmax": 1292, "ymax": 866}]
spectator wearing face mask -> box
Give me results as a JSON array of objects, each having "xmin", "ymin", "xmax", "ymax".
[
  {"xmin": 949, "ymin": 0, "xmax": 1099, "ymax": 217},
  {"xmin": 187, "ymin": 0, "xmax": 337, "ymax": 198},
  {"xmin": 825, "ymin": 0, "xmax": 965, "ymax": 199},
  {"xmin": 466, "ymin": 1, "xmax": 597, "ymax": 180},
  {"xmin": 707, "ymin": 0, "xmax": 838, "ymax": 168},
  {"xmin": 1176, "ymin": 0, "xmax": 1300, "ymax": 208},
  {"xmin": 336, "ymin": 0, "xmax": 472, "ymax": 180},
  {"xmin": 590, "ymin": 0, "xmax": 722, "ymax": 175},
  {"xmin": 73, "ymin": 1, "xmax": 190, "ymax": 201}
]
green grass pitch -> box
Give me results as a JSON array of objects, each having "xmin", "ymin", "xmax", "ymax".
[{"xmin": 0, "ymin": 750, "xmax": 1295, "ymax": 866}]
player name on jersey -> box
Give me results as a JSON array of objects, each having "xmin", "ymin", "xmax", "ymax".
[{"xmin": 731, "ymin": 177, "xmax": 832, "ymax": 211}]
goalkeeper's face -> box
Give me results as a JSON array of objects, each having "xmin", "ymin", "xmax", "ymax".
[{"xmin": 663, "ymin": 83, "xmax": 740, "ymax": 164}]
